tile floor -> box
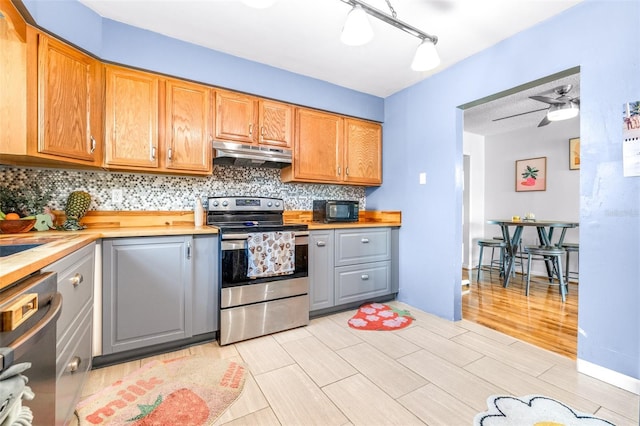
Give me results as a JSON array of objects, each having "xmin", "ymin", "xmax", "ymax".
[{"xmin": 78, "ymin": 301, "xmax": 639, "ymax": 425}]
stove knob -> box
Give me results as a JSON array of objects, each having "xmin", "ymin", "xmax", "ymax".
[
  {"xmin": 267, "ymin": 201, "xmax": 272, "ymax": 207},
  {"xmin": 275, "ymin": 201, "xmax": 280, "ymax": 207},
  {"xmin": 222, "ymin": 201, "xmax": 228, "ymax": 207},
  {"xmin": 212, "ymin": 201, "xmax": 219, "ymax": 207}
]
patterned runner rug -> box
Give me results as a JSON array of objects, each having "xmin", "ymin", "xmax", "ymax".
[
  {"xmin": 75, "ymin": 356, "xmax": 246, "ymax": 425},
  {"xmin": 348, "ymin": 302, "xmax": 414, "ymax": 330},
  {"xmin": 474, "ymin": 395, "xmax": 615, "ymax": 425}
]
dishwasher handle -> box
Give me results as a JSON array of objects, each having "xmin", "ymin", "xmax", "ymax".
[{"xmin": 8, "ymin": 293, "xmax": 62, "ymax": 361}]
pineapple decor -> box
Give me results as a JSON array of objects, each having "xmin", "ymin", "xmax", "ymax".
[{"xmin": 61, "ymin": 191, "xmax": 92, "ymax": 231}]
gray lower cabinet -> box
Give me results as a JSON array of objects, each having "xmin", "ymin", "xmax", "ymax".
[
  {"xmin": 310, "ymin": 227, "xmax": 398, "ymax": 313},
  {"xmin": 102, "ymin": 235, "xmax": 219, "ymax": 355},
  {"xmin": 309, "ymin": 230, "xmax": 335, "ymax": 311},
  {"xmin": 42, "ymin": 242, "xmax": 96, "ymax": 425}
]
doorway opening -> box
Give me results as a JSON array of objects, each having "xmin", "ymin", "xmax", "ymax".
[{"xmin": 459, "ymin": 68, "xmax": 580, "ymax": 359}]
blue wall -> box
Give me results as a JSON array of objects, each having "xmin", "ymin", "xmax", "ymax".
[
  {"xmin": 22, "ymin": 0, "xmax": 384, "ymax": 122},
  {"xmin": 367, "ymin": 0, "xmax": 640, "ymax": 380},
  {"xmin": 23, "ymin": 0, "xmax": 639, "ymax": 381}
]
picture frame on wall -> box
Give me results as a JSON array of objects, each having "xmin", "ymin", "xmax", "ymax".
[
  {"xmin": 516, "ymin": 157, "xmax": 546, "ymax": 192},
  {"xmin": 569, "ymin": 137, "xmax": 580, "ymax": 170}
]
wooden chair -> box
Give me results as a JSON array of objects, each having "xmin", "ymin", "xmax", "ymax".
[{"xmin": 523, "ymin": 245, "xmax": 567, "ymax": 302}]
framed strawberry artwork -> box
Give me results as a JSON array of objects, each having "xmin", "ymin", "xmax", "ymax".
[{"xmin": 515, "ymin": 157, "xmax": 547, "ymax": 192}]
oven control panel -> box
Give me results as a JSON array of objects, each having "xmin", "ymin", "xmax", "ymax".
[{"xmin": 207, "ymin": 197, "xmax": 283, "ymax": 212}]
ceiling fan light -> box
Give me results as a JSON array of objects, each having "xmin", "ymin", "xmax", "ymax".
[
  {"xmin": 341, "ymin": 5, "xmax": 374, "ymax": 46},
  {"xmin": 411, "ymin": 39, "xmax": 440, "ymax": 71},
  {"xmin": 547, "ymin": 101, "xmax": 579, "ymax": 121}
]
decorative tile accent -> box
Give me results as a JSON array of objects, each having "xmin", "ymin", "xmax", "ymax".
[{"xmin": 0, "ymin": 165, "xmax": 366, "ymax": 211}]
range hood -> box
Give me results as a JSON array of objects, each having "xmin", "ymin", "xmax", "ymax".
[{"xmin": 212, "ymin": 141, "xmax": 292, "ymax": 169}]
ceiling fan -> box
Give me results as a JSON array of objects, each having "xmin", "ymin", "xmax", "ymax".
[{"xmin": 493, "ymin": 84, "xmax": 580, "ymax": 127}]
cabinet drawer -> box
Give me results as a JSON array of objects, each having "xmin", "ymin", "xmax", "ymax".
[
  {"xmin": 335, "ymin": 228, "xmax": 391, "ymax": 266},
  {"xmin": 56, "ymin": 309, "xmax": 92, "ymax": 425},
  {"xmin": 43, "ymin": 243, "xmax": 95, "ymax": 345},
  {"xmin": 335, "ymin": 261, "xmax": 391, "ymax": 305}
]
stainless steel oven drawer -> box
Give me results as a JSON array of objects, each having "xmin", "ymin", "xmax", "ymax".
[
  {"xmin": 220, "ymin": 294, "xmax": 309, "ymax": 345},
  {"xmin": 221, "ymin": 276, "xmax": 308, "ymax": 308}
]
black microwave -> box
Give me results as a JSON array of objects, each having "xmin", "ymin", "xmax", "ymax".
[{"xmin": 313, "ymin": 200, "xmax": 359, "ymax": 223}]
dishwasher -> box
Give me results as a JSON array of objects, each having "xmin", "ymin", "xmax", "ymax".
[{"xmin": 0, "ymin": 271, "xmax": 61, "ymax": 425}]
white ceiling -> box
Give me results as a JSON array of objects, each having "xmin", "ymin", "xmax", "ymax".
[
  {"xmin": 78, "ymin": 0, "xmax": 582, "ymax": 98},
  {"xmin": 77, "ymin": 0, "xmax": 583, "ymax": 135}
]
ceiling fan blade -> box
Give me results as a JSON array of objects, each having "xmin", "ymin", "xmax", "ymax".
[
  {"xmin": 530, "ymin": 95, "xmax": 565, "ymax": 105},
  {"xmin": 537, "ymin": 115, "xmax": 551, "ymax": 127},
  {"xmin": 492, "ymin": 107, "xmax": 548, "ymax": 122}
]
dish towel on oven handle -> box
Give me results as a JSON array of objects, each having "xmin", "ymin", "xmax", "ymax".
[{"xmin": 247, "ymin": 231, "xmax": 296, "ymax": 278}]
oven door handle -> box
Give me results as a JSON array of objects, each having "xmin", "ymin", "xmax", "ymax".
[
  {"xmin": 222, "ymin": 230, "xmax": 309, "ymax": 240},
  {"xmin": 222, "ymin": 235, "xmax": 308, "ymax": 250},
  {"xmin": 8, "ymin": 293, "xmax": 62, "ymax": 360}
]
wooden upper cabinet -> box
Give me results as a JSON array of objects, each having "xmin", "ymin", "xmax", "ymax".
[
  {"xmin": 163, "ymin": 79, "xmax": 212, "ymax": 174},
  {"xmin": 215, "ymin": 89, "xmax": 257, "ymax": 144},
  {"xmin": 0, "ymin": 1, "xmax": 27, "ymax": 156},
  {"xmin": 343, "ymin": 118, "xmax": 382, "ymax": 185},
  {"xmin": 259, "ymin": 99, "xmax": 293, "ymax": 148},
  {"xmin": 282, "ymin": 108, "xmax": 343, "ymax": 183},
  {"xmin": 36, "ymin": 33, "xmax": 102, "ymax": 164},
  {"xmin": 282, "ymin": 109, "xmax": 382, "ymax": 186},
  {"xmin": 104, "ymin": 65, "xmax": 159, "ymax": 169}
]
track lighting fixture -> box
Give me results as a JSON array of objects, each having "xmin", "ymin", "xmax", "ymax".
[{"xmin": 339, "ymin": 0, "xmax": 440, "ymax": 71}]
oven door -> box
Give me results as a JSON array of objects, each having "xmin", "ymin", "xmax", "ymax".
[{"xmin": 220, "ymin": 231, "xmax": 308, "ymax": 288}]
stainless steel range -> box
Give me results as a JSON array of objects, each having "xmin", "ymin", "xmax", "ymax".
[{"xmin": 207, "ymin": 197, "xmax": 309, "ymax": 345}]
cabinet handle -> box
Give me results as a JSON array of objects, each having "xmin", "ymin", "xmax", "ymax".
[
  {"xmin": 186, "ymin": 241, "xmax": 191, "ymax": 259},
  {"xmin": 361, "ymin": 238, "xmax": 370, "ymax": 243},
  {"xmin": 361, "ymin": 274, "xmax": 369, "ymax": 280},
  {"xmin": 66, "ymin": 356, "xmax": 81, "ymax": 373},
  {"xmin": 151, "ymin": 146, "xmax": 157, "ymax": 160},
  {"xmin": 345, "ymin": 166, "xmax": 349, "ymax": 176},
  {"xmin": 316, "ymin": 241, "xmax": 326, "ymax": 247},
  {"xmin": 90, "ymin": 136, "xmax": 96, "ymax": 154},
  {"xmin": 249, "ymin": 124, "xmax": 253, "ymax": 135},
  {"xmin": 337, "ymin": 166, "xmax": 341, "ymax": 176},
  {"xmin": 261, "ymin": 126, "xmax": 265, "ymax": 136},
  {"xmin": 168, "ymin": 148, "xmax": 173, "ymax": 161},
  {"xmin": 70, "ymin": 273, "xmax": 83, "ymax": 287}
]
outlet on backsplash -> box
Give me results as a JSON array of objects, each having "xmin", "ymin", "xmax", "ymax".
[{"xmin": 111, "ymin": 189, "xmax": 123, "ymax": 204}]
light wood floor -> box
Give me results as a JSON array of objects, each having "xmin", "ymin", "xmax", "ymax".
[
  {"xmin": 76, "ymin": 301, "xmax": 638, "ymax": 426},
  {"xmin": 462, "ymin": 268, "xmax": 578, "ymax": 359}
]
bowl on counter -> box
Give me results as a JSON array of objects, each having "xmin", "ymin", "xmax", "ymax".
[{"xmin": 0, "ymin": 219, "xmax": 36, "ymax": 234}]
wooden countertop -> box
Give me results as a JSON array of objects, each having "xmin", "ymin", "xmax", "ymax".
[{"xmin": 0, "ymin": 209, "xmax": 400, "ymax": 290}]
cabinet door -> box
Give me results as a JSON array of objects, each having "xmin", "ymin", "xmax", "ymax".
[
  {"xmin": 104, "ymin": 65, "xmax": 159, "ymax": 169},
  {"xmin": 309, "ymin": 230, "xmax": 335, "ymax": 312},
  {"xmin": 0, "ymin": 4, "xmax": 27, "ymax": 156},
  {"xmin": 164, "ymin": 79, "xmax": 212, "ymax": 173},
  {"xmin": 215, "ymin": 89, "xmax": 257, "ymax": 143},
  {"xmin": 102, "ymin": 236, "xmax": 193, "ymax": 354},
  {"xmin": 192, "ymin": 235, "xmax": 219, "ymax": 335},
  {"xmin": 37, "ymin": 34, "xmax": 102, "ymax": 164},
  {"xmin": 343, "ymin": 118, "xmax": 382, "ymax": 185},
  {"xmin": 287, "ymin": 108, "xmax": 343, "ymax": 183},
  {"xmin": 259, "ymin": 99, "xmax": 293, "ymax": 148}
]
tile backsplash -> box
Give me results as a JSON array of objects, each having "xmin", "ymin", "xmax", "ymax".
[{"xmin": 0, "ymin": 165, "xmax": 365, "ymax": 212}]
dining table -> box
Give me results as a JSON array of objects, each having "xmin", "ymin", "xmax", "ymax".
[{"xmin": 487, "ymin": 219, "xmax": 579, "ymax": 288}]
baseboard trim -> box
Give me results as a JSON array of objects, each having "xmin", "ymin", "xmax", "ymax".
[{"xmin": 577, "ymin": 358, "xmax": 640, "ymax": 395}]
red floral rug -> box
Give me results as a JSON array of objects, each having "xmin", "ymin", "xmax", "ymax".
[
  {"xmin": 348, "ymin": 303, "xmax": 414, "ymax": 331},
  {"xmin": 75, "ymin": 356, "xmax": 246, "ymax": 425}
]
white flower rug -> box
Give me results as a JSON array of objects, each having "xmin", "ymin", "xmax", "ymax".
[{"xmin": 474, "ymin": 395, "xmax": 614, "ymax": 426}]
